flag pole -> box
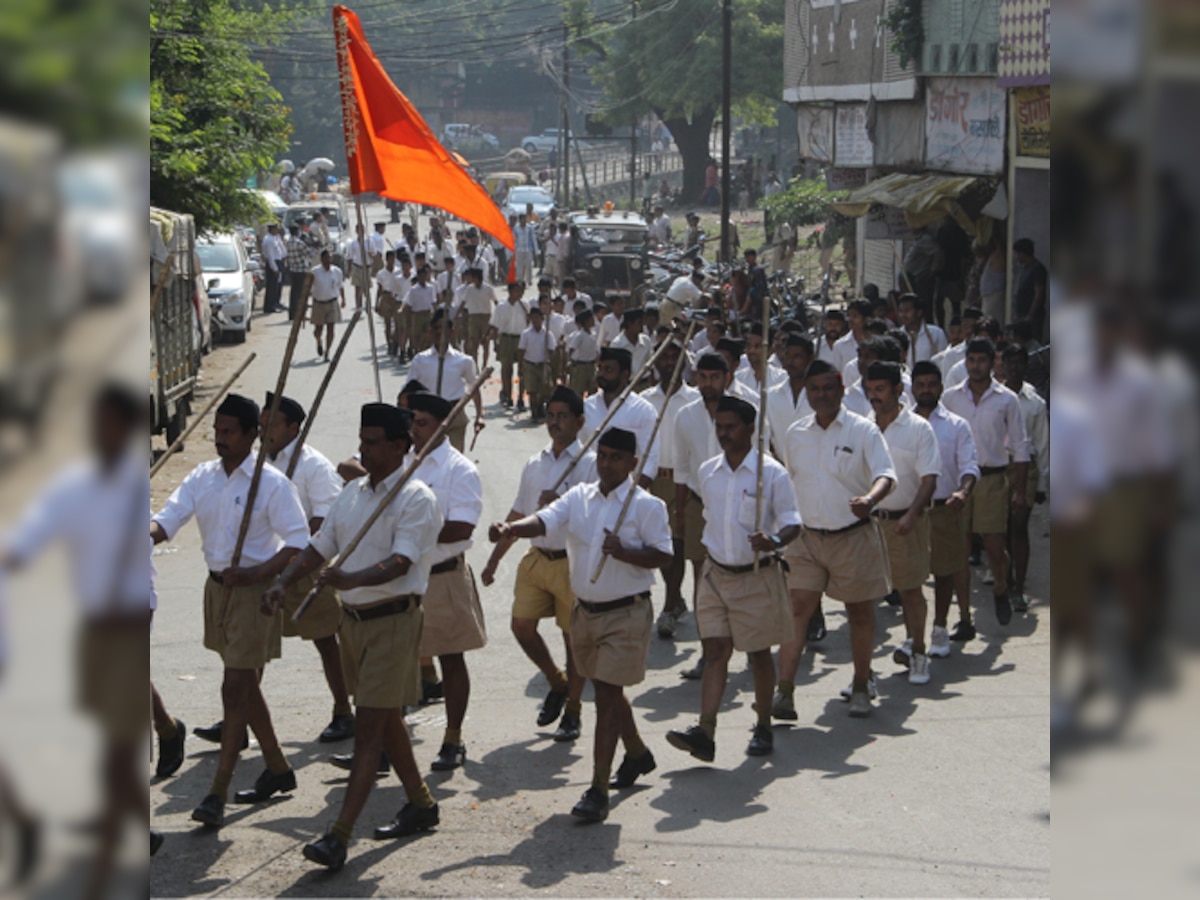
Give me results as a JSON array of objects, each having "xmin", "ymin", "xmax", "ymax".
[
  {"xmin": 286, "ymin": 308, "xmax": 363, "ymax": 478},
  {"xmin": 353, "ymin": 196, "xmax": 383, "ymax": 402}
]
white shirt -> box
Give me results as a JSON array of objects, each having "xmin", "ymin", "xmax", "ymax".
[
  {"xmin": 435, "ymin": 270, "xmax": 462, "ymax": 296},
  {"xmin": 666, "ymin": 276, "xmax": 703, "ymax": 308},
  {"xmin": 490, "ymin": 300, "xmax": 528, "ymax": 336},
  {"xmin": 923, "ymin": 403, "xmax": 980, "ymax": 501},
  {"xmin": 1080, "ymin": 352, "xmax": 1176, "ymax": 479},
  {"xmin": 1014, "ymin": 382, "xmax": 1049, "ymax": 493},
  {"xmin": 813, "ymin": 333, "xmax": 841, "ymax": 363},
  {"xmin": 563, "ymin": 291, "xmax": 593, "ymax": 311},
  {"xmin": 650, "ymin": 214, "xmax": 672, "ymax": 244},
  {"xmin": 642, "ymin": 382, "xmax": 700, "ymax": 471},
  {"xmin": 874, "ymin": 407, "xmax": 942, "ymax": 511},
  {"xmin": 581, "ymin": 390, "xmax": 661, "ymax": 480},
  {"xmin": 766, "ymin": 380, "xmax": 813, "ymax": 445},
  {"xmin": 670, "ymin": 393, "xmax": 768, "ymax": 493},
  {"xmin": 597, "ymin": 314, "xmax": 621, "ymax": 347},
  {"xmin": 567, "ymin": 329, "xmax": 598, "ymax": 363},
  {"xmin": 519, "ymin": 325, "xmax": 557, "ymax": 364},
  {"xmin": 407, "ymin": 346, "xmax": 478, "ymax": 401},
  {"xmin": 933, "ymin": 341, "xmax": 966, "ymax": 380},
  {"xmin": 345, "ymin": 238, "xmax": 369, "ymax": 267},
  {"xmin": 904, "ymin": 322, "xmax": 948, "ymax": 366},
  {"xmin": 610, "ymin": 332, "xmax": 654, "ymax": 377},
  {"xmin": 153, "ymin": 454, "xmax": 309, "ymax": 571},
  {"xmin": 266, "ymin": 438, "xmax": 342, "ymax": 521},
  {"xmin": 405, "ymin": 281, "xmax": 437, "ymax": 313},
  {"xmin": 309, "ymin": 264, "xmax": 344, "ymax": 301},
  {"xmin": 460, "ymin": 282, "xmax": 497, "ymax": 316},
  {"xmin": 699, "ymin": 449, "xmax": 802, "ymax": 566},
  {"xmin": 842, "ymin": 372, "xmax": 915, "ymax": 417},
  {"xmin": 309, "ymin": 472, "xmax": 441, "ymax": 605},
  {"xmin": 367, "ymin": 231, "xmax": 388, "ymax": 258},
  {"xmin": 375, "ymin": 266, "xmax": 403, "ymax": 295},
  {"xmin": 945, "ymin": 358, "xmax": 968, "ymax": 388},
  {"xmin": 735, "ymin": 362, "xmax": 787, "ymax": 396},
  {"xmin": 6, "ymin": 451, "xmax": 153, "ymax": 616},
  {"xmin": 830, "ymin": 332, "xmax": 861, "ymax": 374},
  {"xmin": 405, "ymin": 439, "xmax": 483, "ymax": 565},
  {"xmin": 783, "ymin": 408, "xmax": 896, "ymax": 531},
  {"xmin": 426, "ymin": 241, "xmax": 452, "ymax": 264},
  {"xmin": 261, "ymin": 233, "xmax": 287, "ymax": 270},
  {"xmin": 688, "ymin": 331, "xmax": 711, "ymax": 356},
  {"xmin": 511, "ymin": 441, "xmax": 599, "ymax": 551},
  {"xmin": 536, "ymin": 479, "xmax": 673, "ymax": 602},
  {"xmin": 556, "ymin": 233, "xmax": 572, "ymax": 260},
  {"xmin": 546, "ymin": 310, "xmax": 568, "ymax": 344},
  {"xmin": 942, "ymin": 379, "xmax": 1030, "ymax": 468},
  {"xmin": 1049, "ymin": 397, "xmax": 1109, "ymax": 523}
]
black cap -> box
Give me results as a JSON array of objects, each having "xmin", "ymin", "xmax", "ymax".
[
  {"xmin": 715, "ymin": 395, "xmax": 756, "ymax": 424},
  {"xmin": 399, "ymin": 379, "xmax": 429, "ymax": 396},
  {"xmin": 599, "ymin": 346, "xmax": 632, "ymax": 371},
  {"xmin": 361, "ymin": 402, "xmax": 411, "ymax": 440},
  {"xmin": 216, "ymin": 393, "xmax": 260, "ymax": 431},
  {"xmin": 598, "ymin": 427, "xmax": 637, "ymax": 455},
  {"xmin": 622, "ymin": 308, "xmax": 644, "ymax": 325},
  {"xmin": 264, "ymin": 392, "xmax": 306, "ymax": 425},
  {"xmin": 865, "ymin": 360, "xmax": 902, "ymax": 386},
  {"xmin": 547, "ymin": 385, "xmax": 584, "ymax": 417},
  {"xmin": 406, "ymin": 390, "xmax": 455, "ymax": 421},
  {"xmin": 375, "ymin": 221, "xmax": 387, "ymax": 229}
]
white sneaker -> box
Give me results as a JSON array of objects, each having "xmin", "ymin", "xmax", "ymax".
[
  {"xmin": 908, "ymin": 653, "xmax": 931, "ymax": 685},
  {"xmin": 929, "ymin": 626, "xmax": 951, "ymax": 658},
  {"xmin": 839, "ymin": 673, "xmax": 879, "ymax": 700},
  {"xmin": 982, "ymin": 566, "xmax": 995, "ymax": 585},
  {"xmin": 892, "ymin": 639, "xmax": 913, "ymax": 667}
]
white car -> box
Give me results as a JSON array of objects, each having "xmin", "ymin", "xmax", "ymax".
[
  {"xmin": 197, "ymin": 233, "xmax": 256, "ymax": 343},
  {"xmin": 520, "ymin": 129, "xmax": 584, "ymax": 154},
  {"xmin": 503, "ymin": 185, "xmax": 556, "ymax": 220},
  {"xmin": 59, "ymin": 154, "xmax": 140, "ymax": 301}
]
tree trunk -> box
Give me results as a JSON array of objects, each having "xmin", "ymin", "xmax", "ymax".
[{"xmin": 663, "ymin": 108, "xmax": 716, "ymax": 206}]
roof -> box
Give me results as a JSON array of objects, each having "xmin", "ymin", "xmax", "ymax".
[
  {"xmin": 832, "ymin": 172, "xmax": 996, "ymax": 232},
  {"xmin": 569, "ymin": 210, "xmax": 648, "ymax": 228}
]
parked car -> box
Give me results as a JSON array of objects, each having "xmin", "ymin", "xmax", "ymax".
[
  {"xmin": 520, "ymin": 129, "xmax": 585, "ymax": 154},
  {"xmin": 282, "ymin": 195, "xmax": 348, "ymax": 268},
  {"xmin": 568, "ymin": 210, "xmax": 650, "ymax": 301},
  {"xmin": 59, "ymin": 154, "xmax": 139, "ymax": 302},
  {"xmin": 442, "ymin": 123, "xmax": 499, "ymax": 154},
  {"xmin": 503, "ymin": 185, "xmax": 555, "ymax": 220},
  {"xmin": 196, "ymin": 232, "xmax": 256, "ymax": 344}
]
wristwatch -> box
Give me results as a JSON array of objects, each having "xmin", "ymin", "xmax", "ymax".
[{"xmin": 771, "ymin": 534, "xmax": 783, "ymax": 549}]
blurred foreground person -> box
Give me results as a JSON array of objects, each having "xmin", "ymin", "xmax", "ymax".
[{"xmin": 2, "ymin": 384, "xmax": 151, "ymax": 893}]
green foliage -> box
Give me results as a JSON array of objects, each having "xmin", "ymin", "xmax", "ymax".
[
  {"xmin": 760, "ymin": 174, "xmax": 853, "ymax": 248},
  {"xmin": 150, "ymin": 0, "xmax": 294, "ymax": 233},
  {"xmin": 883, "ymin": 0, "xmax": 923, "ymax": 71}
]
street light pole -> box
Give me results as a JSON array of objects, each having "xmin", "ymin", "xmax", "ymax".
[
  {"xmin": 720, "ymin": 0, "xmax": 732, "ymax": 264},
  {"xmin": 630, "ymin": 0, "xmax": 638, "ymax": 211}
]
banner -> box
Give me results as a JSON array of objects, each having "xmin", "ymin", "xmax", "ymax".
[
  {"xmin": 925, "ymin": 78, "xmax": 1006, "ymax": 175},
  {"xmin": 1014, "ymin": 86, "xmax": 1050, "ymax": 158},
  {"xmin": 835, "ymin": 104, "xmax": 873, "ymax": 168}
]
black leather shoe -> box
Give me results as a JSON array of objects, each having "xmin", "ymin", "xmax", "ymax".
[
  {"xmin": 746, "ymin": 724, "xmax": 774, "ymax": 756},
  {"xmin": 666, "ymin": 725, "xmax": 716, "ymax": 762},
  {"xmin": 949, "ymin": 621, "xmax": 977, "ymax": 642},
  {"xmin": 233, "ymin": 768, "xmax": 297, "ymax": 804},
  {"xmin": 156, "ymin": 717, "xmax": 187, "ymax": 778},
  {"xmin": 150, "ymin": 830, "xmax": 164, "ymax": 858},
  {"xmin": 419, "ymin": 680, "xmax": 444, "ymax": 706},
  {"xmin": 994, "ymin": 591, "xmax": 1013, "ymax": 626},
  {"xmin": 318, "ymin": 714, "xmax": 355, "ymax": 743},
  {"xmin": 302, "ymin": 833, "xmax": 346, "ymax": 870},
  {"xmin": 329, "ymin": 752, "xmax": 390, "ymax": 774},
  {"xmin": 552, "ymin": 713, "xmax": 581, "ymax": 742},
  {"xmin": 680, "ymin": 657, "xmax": 706, "ymax": 680},
  {"xmin": 430, "ymin": 742, "xmax": 466, "ymax": 771},
  {"xmin": 806, "ymin": 609, "xmax": 827, "ymax": 643},
  {"xmin": 372, "ymin": 802, "xmax": 439, "ymax": 839},
  {"xmin": 191, "ymin": 794, "xmax": 224, "ymax": 827},
  {"xmin": 570, "ymin": 787, "xmax": 609, "ymax": 822},
  {"xmin": 884, "ymin": 589, "xmax": 903, "ymax": 607},
  {"xmin": 610, "ymin": 750, "xmax": 656, "ymax": 788},
  {"xmin": 192, "ymin": 721, "xmax": 248, "ymax": 750},
  {"xmin": 515, "ymin": 400, "xmax": 527, "ymax": 413},
  {"xmin": 537, "ymin": 688, "xmax": 568, "ymax": 727}
]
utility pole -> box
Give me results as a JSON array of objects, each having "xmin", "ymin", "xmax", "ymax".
[
  {"xmin": 720, "ymin": 0, "xmax": 732, "ymax": 264},
  {"xmin": 562, "ymin": 21, "xmax": 571, "ymax": 207},
  {"xmin": 630, "ymin": 0, "xmax": 638, "ymax": 211}
]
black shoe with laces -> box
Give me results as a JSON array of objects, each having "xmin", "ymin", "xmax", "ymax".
[
  {"xmin": 537, "ymin": 687, "xmax": 568, "ymax": 727},
  {"xmin": 233, "ymin": 767, "xmax": 296, "ymax": 804},
  {"xmin": 192, "ymin": 721, "xmax": 249, "ymax": 750},
  {"xmin": 570, "ymin": 787, "xmax": 609, "ymax": 822},
  {"xmin": 745, "ymin": 724, "xmax": 774, "ymax": 756},
  {"xmin": 191, "ymin": 794, "xmax": 224, "ymax": 827},
  {"xmin": 156, "ymin": 717, "xmax": 187, "ymax": 778},
  {"xmin": 610, "ymin": 750, "xmax": 656, "ymax": 788},
  {"xmin": 552, "ymin": 713, "xmax": 581, "ymax": 742},
  {"xmin": 372, "ymin": 802, "xmax": 439, "ymax": 839},
  {"xmin": 302, "ymin": 833, "xmax": 346, "ymax": 870},
  {"xmin": 680, "ymin": 657, "xmax": 706, "ymax": 680},
  {"xmin": 666, "ymin": 725, "xmax": 716, "ymax": 762},
  {"xmin": 318, "ymin": 714, "xmax": 355, "ymax": 743},
  {"xmin": 329, "ymin": 751, "xmax": 389, "ymax": 774},
  {"xmin": 430, "ymin": 742, "xmax": 466, "ymax": 771},
  {"xmin": 994, "ymin": 591, "xmax": 1013, "ymax": 626}
]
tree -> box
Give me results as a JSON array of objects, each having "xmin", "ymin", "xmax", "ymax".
[
  {"xmin": 150, "ymin": 0, "xmax": 293, "ymax": 232},
  {"xmin": 590, "ymin": 0, "xmax": 783, "ymax": 204}
]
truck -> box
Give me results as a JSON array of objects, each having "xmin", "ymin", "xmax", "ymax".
[{"xmin": 150, "ymin": 207, "xmax": 201, "ymax": 445}]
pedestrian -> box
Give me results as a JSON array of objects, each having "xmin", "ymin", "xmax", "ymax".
[
  {"xmin": 580, "ymin": 347, "xmax": 660, "ymax": 489},
  {"xmin": 902, "ymin": 225, "xmax": 944, "ymax": 321},
  {"xmin": 404, "ymin": 391, "xmax": 487, "ymax": 772},
  {"xmin": 481, "ymin": 385, "xmax": 597, "ymax": 742},
  {"xmin": 303, "ymin": 250, "xmax": 345, "ymax": 362},
  {"xmin": 1001, "ymin": 343, "xmax": 1048, "ymax": 612},
  {"xmin": 829, "ymin": 299, "xmax": 873, "ymax": 375},
  {"xmin": 765, "ymin": 334, "xmax": 815, "ymax": 441},
  {"xmin": 488, "ymin": 280, "xmax": 529, "ymax": 410},
  {"xmin": 265, "ymin": 403, "xmax": 442, "ymax": 870},
  {"xmin": 392, "ymin": 254, "xmax": 415, "ymax": 361},
  {"xmin": 375, "ymin": 250, "xmax": 403, "ymax": 356},
  {"xmin": 735, "ymin": 323, "xmax": 787, "ymax": 395},
  {"xmin": 459, "ymin": 267, "xmax": 497, "ymax": 366},
  {"xmin": 514, "ymin": 213, "xmax": 539, "ymax": 285},
  {"xmin": 518, "ymin": 306, "xmax": 556, "ymax": 422},
  {"xmin": 345, "ymin": 224, "xmax": 372, "ymax": 309},
  {"xmin": 650, "ymin": 205, "xmax": 671, "ymax": 246},
  {"xmin": 609, "ymin": 308, "xmax": 653, "ymax": 387},
  {"xmin": 1012, "ymin": 238, "xmax": 1047, "ymax": 337},
  {"xmin": 566, "ymin": 308, "xmax": 598, "ymax": 396},
  {"xmin": 405, "ymin": 264, "xmax": 438, "ymax": 355},
  {"xmin": 555, "ymin": 221, "xmax": 572, "ymax": 286},
  {"xmin": 897, "ymin": 292, "xmax": 949, "ymax": 367},
  {"xmin": 285, "ymin": 224, "xmax": 312, "ymax": 321},
  {"xmin": 151, "ymin": 394, "xmax": 310, "ymax": 827},
  {"xmin": 666, "ymin": 395, "xmax": 801, "ymax": 761},
  {"xmin": 774, "ymin": 361, "xmax": 896, "ymax": 718},
  {"xmin": 368, "ymin": 221, "xmax": 389, "ymax": 281},
  {"xmin": 260, "ymin": 223, "xmax": 287, "ymax": 313},
  {"xmin": 488, "ymin": 427, "xmax": 674, "ymax": 821}
]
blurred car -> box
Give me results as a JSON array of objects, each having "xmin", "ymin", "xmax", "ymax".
[
  {"xmin": 520, "ymin": 129, "xmax": 584, "ymax": 154},
  {"xmin": 283, "ymin": 195, "xmax": 348, "ymax": 268},
  {"xmin": 568, "ymin": 210, "xmax": 650, "ymax": 300},
  {"xmin": 442, "ymin": 123, "xmax": 500, "ymax": 154},
  {"xmin": 196, "ymin": 232, "xmax": 255, "ymax": 343},
  {"xmin": 503, "ymin": 185, "xmax": 555, "ymax": 220},
  {"xmin": 59, "ymin": 154, "xmax": 139, "ymax": 301}
]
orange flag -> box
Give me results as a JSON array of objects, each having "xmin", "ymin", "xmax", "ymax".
[{"xmin": 334, "ymin": 5, "xmax": 514, "ymax": 251}]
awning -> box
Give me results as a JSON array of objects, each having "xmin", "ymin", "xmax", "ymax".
[{"xmin": 833, "ymin": 172, "xmax": 995, "ymax": 234}]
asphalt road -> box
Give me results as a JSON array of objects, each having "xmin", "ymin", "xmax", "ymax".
[{"xmin": 148, "ymin": 202, "xmax": 1050, "ymax": 898}]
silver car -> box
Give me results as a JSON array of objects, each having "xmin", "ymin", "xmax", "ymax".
[
  {"xmin": 197, "ymin": 233, "xmax": 256, "ymax": 343},
  {"xmin": 503, "ymin": 185, "xmax": 555, "ymax": 221}
]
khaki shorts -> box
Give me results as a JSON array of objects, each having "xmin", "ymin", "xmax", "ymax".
[
  {"xmin": 696, "ymin": 559, "xmax": 794, "ymax": 652},
  {"xmin": 467, "ymin": 313, "xmax": 490, "ymax": 346},
  {"xmin": 419, "ymin": 560, "xmax": 487, "ymax": 657},
  {"xmin": 966, "ymin": 470, "xmax": 1009, "ymax": 535},
  {"xmin": 310, "ymin": 298, "xmax": 341, "ymax": 326},
  {"xmin": 410, "ymin": 309, "xmax": 432, "ymax": 348},
  {"xmin": 523, "ymin": 359, "xmax": 550, "ymax": 402},
  {"xmin": 339, "ymin": 600, "xmax": 423, "ymax": 708},
  {"xmin": 203, "ymin": 575, "xmax": 282, "ymax": 669},
  {"xmin": 370, "ymin": 257, "xmax": 384, "ymax": 276},
  {"xmin": 350, "ymin": 263, "xmax": 372, "ymax": 290},
  {"xmin": 928, "ymin": 503, "xmax": 968, "ymax": 577},
  {"xmin": 281, "ymin": 574, "xmax": 341, "ymax": 641},
  {"xmin": 78, "ymin": 619, "xmax": 150, "ymax": 744},
  {"xmin": 570, "ymin": 594, "xmax": 653, "ymax": 686},
  {"xmin": 497, "ymin": 333, "xmax": 521, "ymax": 367},
  {"xmin": 786, "ymin": 522, "xmax": 890, "ymax": 603},
  {"xmin": 568, "ymin": 360, "xmax": 595, "ymax": 395},
  {"xmin": 1051, "ymin": 523, "xmax": 1090, "ymax": 622},
  {"xmin": 876, "ymin": 512, "xmax": 931, "ymax": 591},
  {"xmin": 512, "ymin": 547, "xmax": 574, "ymax": 632},
  {"xmin": 651, "ymin": 478, "xmax": 704, "ymax": 563},
  {"xmin": 1092, "ymin": 479, "xmax": 1150, "ymax": 568},
  {"xmin": 376, "ymin": 291, "xmax": 401, "ymax": 320}
]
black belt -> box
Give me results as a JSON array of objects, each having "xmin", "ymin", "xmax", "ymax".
[
  {"xmin": 537, "ymin": 548, "xmax": 568, "ymax": 561},
  {"xmin": 209, "ymin": 570, "xmax": 226, "ymax": 584},
  {"xmin": 871, "ymin": 508, "xmax": 910, "ymax": 521},
  {"xmin": 804, "ymin": 518, "xmax": 870, "ymax": 536},
  {"xmin": 979, "ymin": 465, "xmax": 1008, "ymax": 477},
  {"xmin": 343, "ymin": 595, "xmax": 421, "ymax": 622},
  {"xmin": 571, "ymin": 359, "xmax": 595, "ymax": 365},
  {"xmin": 707, "ymin": 555, "xmax": 777, "ymax": 575},
  {"xmin": 577, "ymin": 592, "xmax": 649, "ymax": 614},
  {"xmin": 933, "ymin": 498, "xmax": 951, "ymax": 507},
  {"xmin": 430, "ymin": 555, "xmax": 462, "ymax": 575},
  {"xmin": 313, "ymin": 296, "xmax": 338, "ymax": 303},
  {"xmin": 501, "ymin": 332, "xmax": 522, "ymax": 338}
]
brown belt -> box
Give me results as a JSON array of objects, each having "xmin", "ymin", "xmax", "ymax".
[
  {"xmin": 804, "ymin": 518, "xmax": 870, "ymax": 536},
  {"xmin": 537, "ymin": 547, "xmax": 568, "ymax": 561},
  {"xmin": 577, "ymin": 592, "xmax": 649, "ymax": 614},
  {"xmin": 979, "ymin": 465, "xmax": 1008, "ymax": 477},
  {"xmin": 707, "ymin": 555, "xmax": 777, "ymax": 575},
  {"xmin": 430, "ymin": 555, "xmax": 462, "ymax": 575},
  {"xmin": 343, "ymin": 595, "xmax": 420, "ymax": 621}
]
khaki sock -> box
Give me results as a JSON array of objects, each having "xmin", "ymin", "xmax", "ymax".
[
  {"xmin": 332, "ymin": 702, "xmax": 354, "ymax": 718},
  {"xmin": 443, "ymin": 727, "xmax": 462, "ymax": 746},
  {"xmin": 623, "ymin": 731, "xmax": 648, "ymax": 759},
  {"xmin": 548, "ymin": 669, "xmax": 569, "ymax": 693},
  {"xmin": 154, "ymin": 716, "xmax": 179, "ymax": 740},
  {"xmin": 210, "ymin": 769, "xmax": 234, "ymax": 802},
  {"xmin": 331, "ymin": 819, "xmax": 353, "ymax": 847},
  {"xmin": 405, "ymin": 781, "xmax": 436, "ymax": 809},
  {"xmin": 699, "ymin": 715, "xmax": 718, "ymax": 740},
  {"xmin": 590, "ymin": 767, "xmax": 611, "ymax": 793},
  {"xmin": 262, "ymin": 744, "xmax": 290, "ymax": 775},
  {"xmin": 777, "ymin": 680, "xmax": 795, "ymax": 699},
  {"xmin": 565, "ymin": 699, "xmax": 583, "ymax": 720},
  {"xmin": 421, "ymin": 664, "xmax": 438, "ymax": 683}
]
